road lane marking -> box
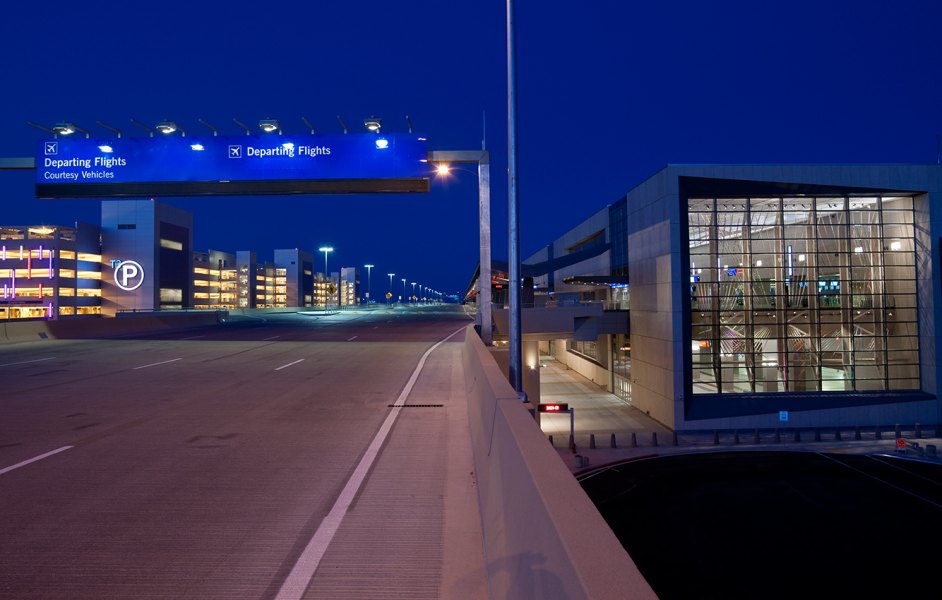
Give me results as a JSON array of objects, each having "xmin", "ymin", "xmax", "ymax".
[
  {"xmin": 264, "ymin": 335, "xmax": 281, "ymax": 341},
  {"xmin": 347, "ymin": 336, "xmax": 358, "ymax": 341},
  {"xmin": 275, "ymin": 359, "xmax": 305, "ymax": 371},
  {"xmin": 0, "ymin": 357, "xmax": 56, "ymax": 368},
  {"xmin": 133, "ymin": 358, "xmax": 182, "ymax": 370},
  {"xmin": 0, "ymin": 446, "xmax": 73, "ymax": 476},
  {"xmin": 274, "ymin": 326, "xmax": 465, "ymax": 600}
]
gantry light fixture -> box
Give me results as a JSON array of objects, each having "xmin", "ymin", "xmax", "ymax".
[
  {"xmin": 96, "ymin": 121, "xmax": 122, "ymax": 138},
  {"xmin": 405, "ymin": 115, "xmax": 413, "ymax": 133},
  {"xmin": 364, "ymin": 116, "xmax": 382, "ymax": 132},
  {"xmin": 130, "ymin": 118, "xmax": 155, "ymax": 137},
  {"xmin": 337, "ymin": 115, "xmax": 348, "ymax": 134},
  {"xmin": 259, "ymin": 118, "xmax": 280, "ymax": 134},
  {"xmin": 301, "ymin": 116, "xmax": 315, "ymax": 134},
  {"xmin": 156, "ymin": 120, "xmax": 184, "ymax": 136},
  {"xmin": 233, "ymin": 118, "xmax": 252, "ymax": 136},
  {"xmin": 197, "ymin": 118, "xmax": 218, "ymax": 136},
  {"xmin": 51, "ymin": 122, "xmax": 90, "ymax": 138}
]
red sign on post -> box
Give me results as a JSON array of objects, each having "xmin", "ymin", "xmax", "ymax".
[
  {"xmin": 896, "ymin": 438, "xmax": 907, "ymax": 450},
  {"xmin": 538, "ymin": 403, "xmax": 569, "ymax": 413}
]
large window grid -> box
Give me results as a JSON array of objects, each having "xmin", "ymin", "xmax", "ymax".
[{"xmin": 689, "ymin": 195, "xmax": 919, "ymax": 394}]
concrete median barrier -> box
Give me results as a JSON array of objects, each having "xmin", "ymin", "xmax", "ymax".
[
  {"xmin": 1, "ymin": 311, "xmax": 227, "ymax": 344},
  {"xmin": 462, "ymin": 325, "xmax": 656, "ymax": 600}
]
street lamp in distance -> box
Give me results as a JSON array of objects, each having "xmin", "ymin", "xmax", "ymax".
[
  {"xmin": 319, "ymin": 246, "xmax": 334, "ymax": 308},
  {"xmin": 364, "ymin": 264, "xmax": 374, "ymax": 304}
]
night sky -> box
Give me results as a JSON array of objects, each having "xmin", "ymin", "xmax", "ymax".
[{"xmin": 1, "ymin": 1, "xmax": 940, "ymax": 298}]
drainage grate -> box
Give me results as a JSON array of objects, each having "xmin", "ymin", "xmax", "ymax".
[{"xmin": 388, "ymin": 404, "xmax": 444, "ymax": 408}]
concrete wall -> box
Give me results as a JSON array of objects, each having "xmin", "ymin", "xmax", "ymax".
[
  {"xmin": 462, "ymin": 327, "xmax": 656, "ymax": 600},
  {"xmin": 555, "ymin": 342, "xmax": 612, "ymax": 391},
  {"xmin": 0, "ymin": 312, "xmax": 226, "ymax": 344}
]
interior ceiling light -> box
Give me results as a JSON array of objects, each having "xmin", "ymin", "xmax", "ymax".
[
  {"xmin": 156, "ymin": 120, "xmax": 178, "ymax": 134},
  {"xmin": 52, "ymin": 122, "xmax": 76, "ymax": 135},
  {"xmin": 364, "ymin": 117, "xmax": 382, "ymax": 132},
  {"xmin": 259, "ymin": 119, "xmax": 280, "ymax": 133}
]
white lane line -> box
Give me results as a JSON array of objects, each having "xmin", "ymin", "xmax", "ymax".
[
  {"xmin": 0, "ymin": 446, "xmax": 73, "ymax": 476},
  {"xmin": 347, "ymin": 336, "xmax": 358, "ymax": 341},
  {"xmin": 274, "ymin": 326, "xmax": 465, "ymax": 600},
  {"xmin": 264, "ymin": 335, "xmax": 281, "ymax": 341},
  {"xmin": 0, "ymin": 357, "xmax": 56, "ymax": 368},
  {"xmin": 275, "ymin": 358, "xmax": 305, "ymax": 371},
  {"xmin": 133, "ymin": 358, "xmax": 182, "ymax": 370},
  {"xmin": 182, "ymin": 335, "xmax": 206, "ymax": 340}
]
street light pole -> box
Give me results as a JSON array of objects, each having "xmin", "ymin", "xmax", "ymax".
[
  {"xmin": 506, "ymin": 0, "xmax": 523, "ymax": 397},
  {"xmin": 319, "ymin": 246, "xmax": 333, "ymax": 308},
  {"xmin": 401, "ymin": 278, "xmax": 406, "ymax": 303},
  {"xmin": 364, "ymin": 264, "xmax": 374, "ymax": 303},
  {"xmin": 411, "ymin": 282, "xmax": 416, "ymax": 302},
  {"xmin": 387, "ymin": 273, "xmax": 394, "ymax": 305}
]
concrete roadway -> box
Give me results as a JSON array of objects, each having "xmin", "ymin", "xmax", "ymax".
[{"xmin": 0, "ymin": 304, "xmax": 486, "ymax": 599}]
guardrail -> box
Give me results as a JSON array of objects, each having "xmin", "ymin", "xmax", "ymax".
[{"xmin": 461, "ymin": 326, "xmax": 657, "ymax": 599}]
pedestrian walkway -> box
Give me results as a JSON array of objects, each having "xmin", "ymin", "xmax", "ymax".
[
  {"xmin": 300, "ymin": 335, "xmax": 488, "ymax": 599},
  {"xmin": 538, "ymin": 359, "xmax": 942, "ymax": 472}
]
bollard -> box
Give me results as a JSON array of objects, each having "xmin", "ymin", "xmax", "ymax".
[
  {"xmin": 754, "ymin": 429, "xmax": 760, "ymax": 444},
  {"xmin": 835, "ymin": 429, "xmax": 842, "ymax": 441},
  {"xmin": 631, "ymin": 432, "xmax": 638, "ymax": 448},
  {"xmin": 549, "ymin": 435, "xmax": 554, "ymax": 446},
  {"xmin": 927, "ymin": 445, "xmax": 937, "ymax": 459},
  {"xmin": 651, "ymin": 432, "xmax": 658, "ymax": 447},
  {"xmin": 589, "ymin": 434, "xmax": 596, "ymax": 449},
  {"xmin": 914, "ymin": 423, "xmax": 922, "ymax": 439},
  {"xmin": 794, "ymin": 429, "xmax": 801, "ymax": 442},
  {"xmin": 895, "ymin": 424, "xmax": 902, "ymax": 439},
  {"xmin": 713, "ymin": 430, "xmax": 720, "ymax": 445},
  {"xmin": 610, "ymin": 433, "xmax": 617, "ymax": 448},
  {"xmin": 733, "ymin": 430, "xmax": 740, "ymax": 445},
  {"xmin": 855, "ymin": 426, "xmax": 861, "ymax": 441},
  {"xmin": 875, "ymin": 425, "xmax": 882, "ymax": 440},
  {"xmin": 814, "ymin": 429, "xmax": 821, "ymax": 442},
  {"xmin": 672, "ymin": 431, "xmax": 679, "ymax": 447},
  {"xmin": 774, "ymin": 429, "xmax": 781, "ymax": 443}
]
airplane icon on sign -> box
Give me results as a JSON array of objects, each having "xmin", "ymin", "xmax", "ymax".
[
  {"xmin": 44, "ymin": 142, "xmax": 57, "ymax": 155},
  {"xmin": 228, "ymin": 145, "xmax": 242, "ymax": 158}
]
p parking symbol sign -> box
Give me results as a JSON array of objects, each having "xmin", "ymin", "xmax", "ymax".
[{"xmin": 113, "ymin": 260, "xmax": 145, "ymax": 291}]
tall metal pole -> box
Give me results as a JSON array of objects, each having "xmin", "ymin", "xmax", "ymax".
[
  {"xmin": 478, "ymin": 153, "xmax": 493, "ymax": 345},
  {"xmin": 507, "ymin": 0, "xmax": 523, "ymax": 395}
]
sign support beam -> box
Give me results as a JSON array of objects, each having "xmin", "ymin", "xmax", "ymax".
[{"xmin": 427, "ymin": 150, "xmax": 492, "ymax": 346}]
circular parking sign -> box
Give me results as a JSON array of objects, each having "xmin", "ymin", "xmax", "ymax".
[{"xmin": 114, "ymin": 260, "xmax": 145, "ymax": 291}]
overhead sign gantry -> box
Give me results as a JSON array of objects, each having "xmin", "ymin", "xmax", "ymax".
[{"xmin": 36, "ymin": 133, "xmax": 429, "ymax": 198}]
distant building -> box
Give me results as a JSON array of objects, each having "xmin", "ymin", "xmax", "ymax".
[{"xmin": 0, "ymin": 223, "xmax": 101, "ymax": 319}]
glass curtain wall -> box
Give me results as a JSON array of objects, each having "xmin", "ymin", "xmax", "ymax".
[{"xmin": 689, "ymin": 195, "xmax": 918, "ymax": 394}]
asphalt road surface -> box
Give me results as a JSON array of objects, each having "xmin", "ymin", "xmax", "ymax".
[
  {"xmin": 578, "ymin": 450, "xmax": 942, "ymax": 599},
  {"xmin": 0, "ymin": 305, "xmax": 473, "ymax": 599}
]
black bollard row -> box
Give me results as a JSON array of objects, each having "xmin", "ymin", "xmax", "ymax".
[
  {"xmin": 814, "ymin": 429, "xmax": 821, "ymax": 442},
  {"xmin": 895, "ymin": 424, "xmax": 902, "ymax": 439},
  {"xmin": 733, "ymin": 430, "xmax": 740, "ymax": 445},
  {"xmin": 855, "ymin": 426, "xmax": 861, "ymax": 441},
  {"xmin": 914, "ymin": 423, "xmax": 922, "ymax": 439},
  {"xmin": 548, "ymin": 435, "xmax": 554, "ymax": 446},
  {"xmin": 875, "ymin": 425, "xmax": 882, "ymax": 440},
  {"xmin": 672, "ymin": 431, "xmax": 679, "ymax": 446},
  {"xmin": 835, "ymin": 429, "xmax": 842, "ymax": 441},
  {"xmin": 713, "ymin": 430, "xmax": 720, "ymax": 445},
  {"xmin": 651, "ymin": 432, "xmax": 658, "ymax": 447},
  {"xmin": 610, "ymin": 433, "xmax": 617, "ymax": 448},
  {"xmin": 631, "ymin": 432, "xmax": 637, "ymax": 448},
  {"xmin": 589, "ymin": 434, "xmax": 596, "ymax": 449}
]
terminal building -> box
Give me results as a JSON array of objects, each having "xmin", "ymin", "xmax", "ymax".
[{"xmin": 475, "ymin": 164, "xmax": 941, "ymax": 432}]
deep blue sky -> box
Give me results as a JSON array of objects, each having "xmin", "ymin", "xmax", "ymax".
[{"xmin": 2, "ymin": 1, "xmax": 941, "ymax": 297}]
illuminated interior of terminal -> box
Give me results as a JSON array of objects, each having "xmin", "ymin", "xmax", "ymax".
[{"xmin": 688, "ymin": 194, "xmax": 919, "ymax": 393}]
